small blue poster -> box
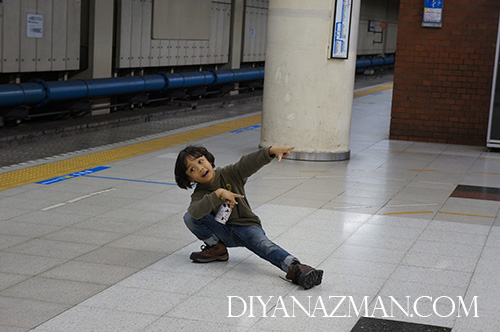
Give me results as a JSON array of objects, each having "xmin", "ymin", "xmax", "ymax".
[{"xmin": 422, "ymin": 0, "xmax": 443, "ymax": 28}]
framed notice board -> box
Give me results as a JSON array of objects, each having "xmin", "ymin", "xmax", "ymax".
[
  {"xmin": 422, "ymin": 0, "xmax": 443, "ymax": 28},
  {"xmin": 331, "ymin": 0, "xmax": 353, "ymax": 59}
]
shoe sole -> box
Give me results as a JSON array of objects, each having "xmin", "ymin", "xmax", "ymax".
[
  {"xmin": 299, "ymin": 269, "xmax": 324, "ymax": 290},
  {"xmin": 190, "ymin": 253, "xmax": 229, "ymax": 263}
]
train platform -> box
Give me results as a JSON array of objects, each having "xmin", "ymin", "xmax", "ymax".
[{"xmin": 1, "ymin": 75, "xmax": 499, "ymax": 331}]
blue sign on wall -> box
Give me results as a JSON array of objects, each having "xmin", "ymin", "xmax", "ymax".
[{"xmin": 422, "ymin": 0, "xmax": 443, "ymax": 28}]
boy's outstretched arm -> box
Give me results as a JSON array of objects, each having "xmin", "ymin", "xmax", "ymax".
[{"xmin": 269, "ymin": 146, "xmax": 295, "ymax": 162}]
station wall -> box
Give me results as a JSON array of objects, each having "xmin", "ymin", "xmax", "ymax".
[
  {"xmin": 390, "ymin": 0, "xmax": 500, "ymax": 146},
  {"xmin": 0, "ymin": 0, "xmax": 395, "ymax": 79},
  {"xmin": 0, "ymin": 0, "xmax": 270, "ymax": 76},
  {"xmin": 0, "ymin": 0, "xmax": 81, "ymax": 73},
  {"xmin": 116, "ymin": 0, "xmax": 233, "ymax": 68}
]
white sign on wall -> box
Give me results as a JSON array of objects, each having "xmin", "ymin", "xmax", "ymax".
[
  {"xmin": 27, "ymin": 13, "xmax": 43, "ymax": 38},
  {"xmin": 331, "ymin": 0, "xmax": 353, "ymax": 59}
]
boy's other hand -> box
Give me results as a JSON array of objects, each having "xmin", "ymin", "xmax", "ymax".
[
  {"xmin": 270, "ymin": 146, "xmax": 295, "ymax": 162},
  {"xmin": 216, "ymin": 188, "xmax": 244, "ymax": 207}
]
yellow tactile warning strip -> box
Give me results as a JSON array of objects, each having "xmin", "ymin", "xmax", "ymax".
[
  {"xmin": 1, "ymin": 83, "xmax": 394, "ymax": 191},
  {"xmin": 0, "ymin": 115, "xmax": 262, "ymax": 191},
  {"xmin": 353, "ymin": 83, "xmax": 393, "ymax": 99}
]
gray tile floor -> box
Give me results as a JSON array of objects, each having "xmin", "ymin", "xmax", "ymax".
[{"xmin": 1, "ymin": 82, "xmax": 499, "ymax": 331}]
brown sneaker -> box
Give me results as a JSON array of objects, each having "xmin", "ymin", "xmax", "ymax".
[
  {"xmin": 189, "ymin": 241, "xmax": 229, "ymax": 263},
  {"xmin": 285, "ymin": 261, "xmax": 323, "ymax": 289}
]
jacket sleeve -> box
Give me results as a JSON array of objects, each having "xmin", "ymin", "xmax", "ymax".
[
  {"xmin": 187, "ymin": 191, "xmax": 221, "ymax": 220},
  {"xmin": 228, "ymin": 147, "xmax": 274, "ymax": 182}
]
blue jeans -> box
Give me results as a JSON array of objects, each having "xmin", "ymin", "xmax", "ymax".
[{"xmin": 183, "ymin": 211, "xmax": 296, "ymax": 272}]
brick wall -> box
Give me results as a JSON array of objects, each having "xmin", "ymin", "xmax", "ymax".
[{"xmin": 390, "ymin": 0, "xmax": 500, "ymax": 145}]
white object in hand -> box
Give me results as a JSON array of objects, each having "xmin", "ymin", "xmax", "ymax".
[{"xmin": 215, "ymin": 201, "xmax": 232, "ymax": 223}]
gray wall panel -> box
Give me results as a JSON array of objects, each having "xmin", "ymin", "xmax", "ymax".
[
  {"xmin": 65, "ymin": 0, "xmax": 81, "ymax": 70},
  {"xmin": 51, "ymin": 0, "xmax": 67, "ymax": 71},
  {"xmin": 20, "ymin": 0, "xmax": 36, "ymax": 72},
  {"xmin": 129, "ymin": 0, "xmax": 142, "ymax": 68},
  {"xmin": 36, "ymin": 0, "xmax": 52, "ymax": 72},
  {"xmin": 0, "ymin": 4, "xmax": 3, "ymax": 72},
  {"xmin": 117, "ymin": 0, "xmax": 132, "ymax": 68},
  {"xmin": 140, "ymin": 0, "xmax": 152, "ymax": 68}
]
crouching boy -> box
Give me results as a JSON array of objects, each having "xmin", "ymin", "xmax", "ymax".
[{"xmin": 174, "ymin": 145, "xmax": 323, "ymax": 289}]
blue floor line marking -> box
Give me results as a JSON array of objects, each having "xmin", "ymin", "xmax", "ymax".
[
  {"xmin": 231, "ymin": 124, "xmax": 261, "ymax": 133},
  {"xmin": 37, "ymin": 166, "xmax": 111, "ymax": 185},
  {"xmin": 83, "ymin": 175, "xmax": 177, "ymax": 186}
]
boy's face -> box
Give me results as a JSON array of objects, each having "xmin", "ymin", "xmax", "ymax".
[{"xmin": 185, "ymin": 155, "xmax": 215, "ymax": 185}]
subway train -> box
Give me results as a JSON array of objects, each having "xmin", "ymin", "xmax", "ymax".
[{"xmin": 0, "ymin": 0, "xmax": 398, "ymax": 126}]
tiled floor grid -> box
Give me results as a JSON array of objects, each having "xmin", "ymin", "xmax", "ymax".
[{"xmin": 1, "ymin": 85, "xmax": 500, "ymax": 331}]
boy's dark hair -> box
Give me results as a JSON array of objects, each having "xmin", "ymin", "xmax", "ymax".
[{"xmin": 175, "ymin": 145, "xmax": 216, "ymax": 189}]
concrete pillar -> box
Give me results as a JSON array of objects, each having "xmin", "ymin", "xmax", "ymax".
[{"xmin": 260, "ymin": 0, "xmax": 361, "ymax": 161}]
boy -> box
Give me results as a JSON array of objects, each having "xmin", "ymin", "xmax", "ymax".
[{"xmin": 174, "ymin": 145, "xmax": 323, "ymax": 289}]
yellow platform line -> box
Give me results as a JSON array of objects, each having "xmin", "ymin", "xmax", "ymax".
[
  {"xmin": 379, "ymin": 211, "xmax": 434, "ymax": 216},
  {"xmin": 439, "ymin": 211, "xmax": 495, "ymax": 219},
  {"xmin": 389, "ymin": 151, "xmax": 434, "ymax": 157},
  {"xmin": 472, "ymin": 171, "xmax": 500, "ymax": 176},
  {"xmin": 480, "ymin": 158, "xmax": 500, "ymax": 162},
  {"xmin": 353, "ymin": 83, "xmax": 393, "ymax": 99},
  {"xmin": 0, "ymin": 114, "xmax": 261, "ymax": 191}
]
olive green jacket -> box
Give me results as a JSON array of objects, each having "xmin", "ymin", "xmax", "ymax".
[{"xmin": 188, "ymin": 147, "xmax": 274, "ymax": 227}]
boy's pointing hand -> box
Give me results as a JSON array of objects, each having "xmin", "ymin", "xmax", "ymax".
[
  {"xmin": 216, "ymin": 188, "xmax": 244, "ymax": 207},
  {"xmin": 270, "ymin": 146, "xmax": 295, "ymax": 162}
]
